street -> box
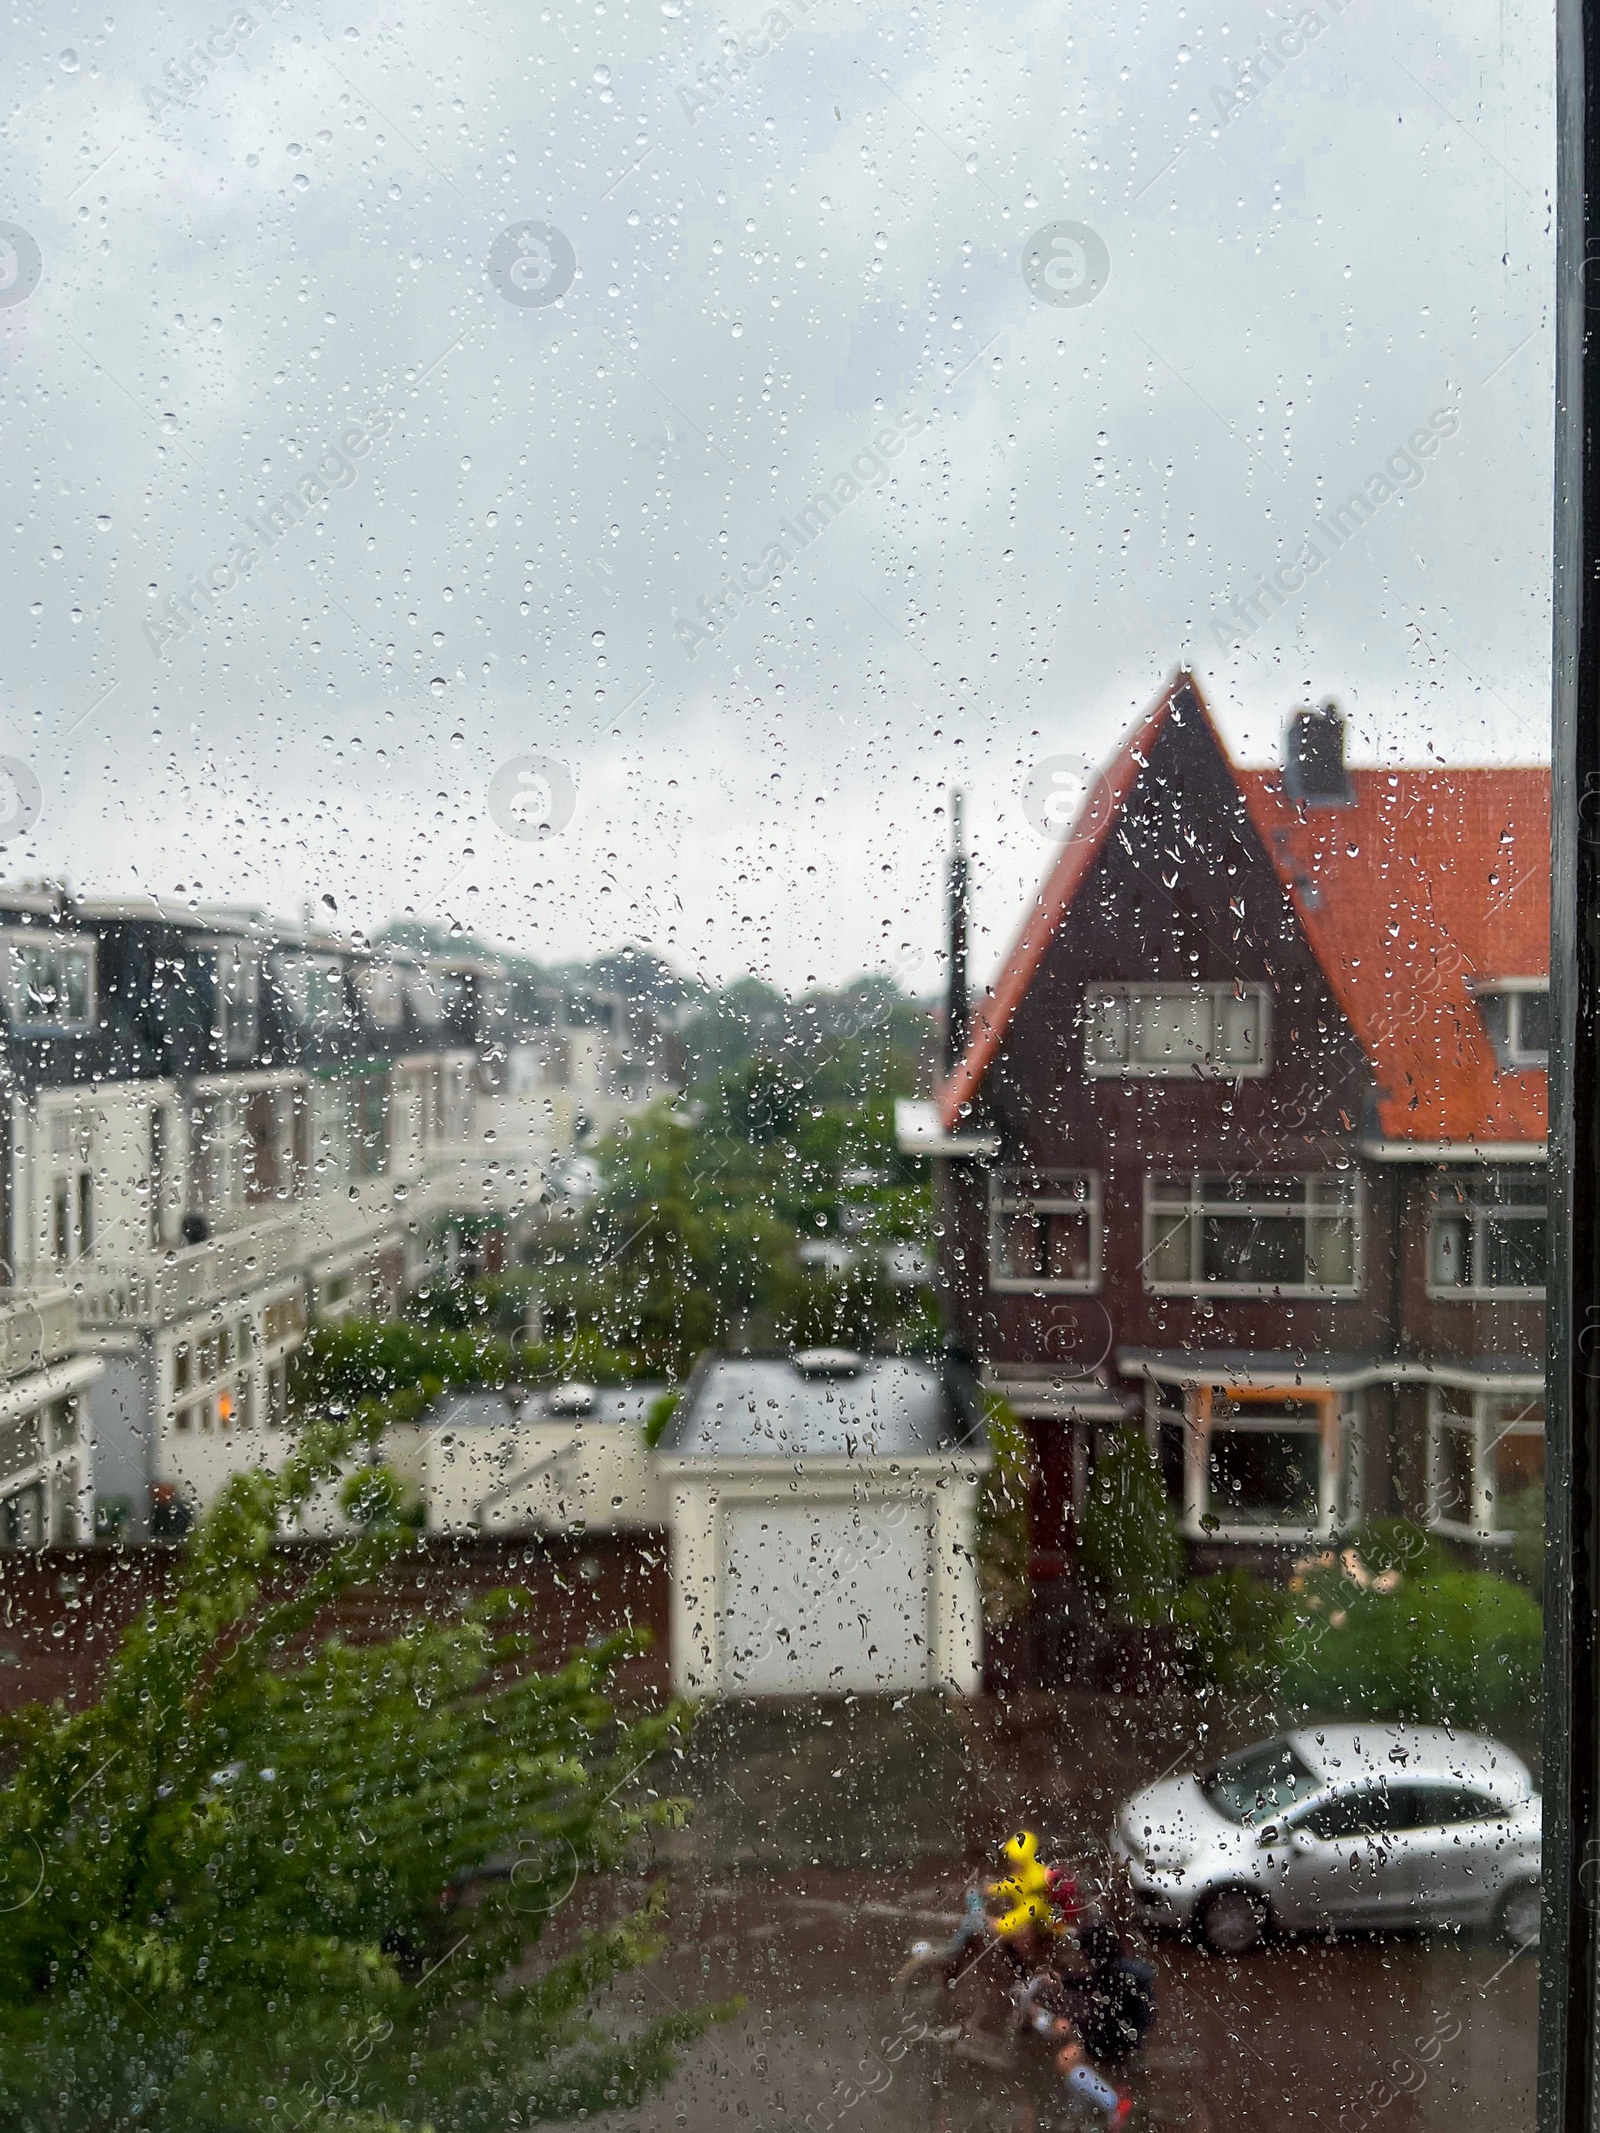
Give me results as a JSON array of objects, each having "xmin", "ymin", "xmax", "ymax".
[{"xmin": 587, "ymin": 1692, "xmax": 1539, "ymax": 2131}]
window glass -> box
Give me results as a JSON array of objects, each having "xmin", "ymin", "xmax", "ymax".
[
  {"xmin": 1149, "ymin": 1176, "xmax": 1359, "ymax": 1293},
  {"xmin": 1201, "ymin": 1740, "xmax": 1318, "ymax": 1825},
  {"xmin": 0, "ymin": 935, "xmax": 96, "ymax": 1029},
  {"xmin": 1303, "ymin": 1790, "xmax": 1391, "ymax": 1843},
  {"xmin": 1205, "ymin": 1399, "xmax": 1324, "ymax": 1532},
  {"xmin": 988, "ymin": 1171, "xmax": 1097, "ymax": 1289},
  {"xmin": 0, "ymin": 0, "xmax": 1555, "ymax": 2125}
]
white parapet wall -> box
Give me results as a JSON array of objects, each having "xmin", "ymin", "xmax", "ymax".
[{"xmin": 659, "ymin": 1455, "xmax": 987, "ymax": 1700}]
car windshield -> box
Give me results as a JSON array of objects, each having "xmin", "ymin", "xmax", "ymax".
[{"xmin": 1201, "ymin": 1740, "xmax": 1320, "ymax": 1825}]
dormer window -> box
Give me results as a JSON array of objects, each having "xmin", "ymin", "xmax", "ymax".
[
  {"xmin": 1084, "ymin": 982, "xmax": 1269, "ymax": 1077},
  {"xmin": 1475, "ymin": 981, "xmax": 1549, "ymax": 1069}
]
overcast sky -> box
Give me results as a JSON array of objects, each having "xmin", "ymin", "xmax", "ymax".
[{"xmin": 0, "ymin": 0, "xmax": 1554, "ymax": 994}]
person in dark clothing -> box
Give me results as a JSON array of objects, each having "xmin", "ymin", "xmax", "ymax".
[{"xmin": 1071, "ymin": 1920, "xmax": 1156, "ymax": 2066}]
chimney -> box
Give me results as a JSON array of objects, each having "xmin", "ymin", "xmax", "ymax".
[
  {"xmin": 1283, "ymin": 699, "xmax": 1352, "ymax": 807},
  {"xmin": 944, "ymin": 790, "xmax": 969, "ymax": 1076}
]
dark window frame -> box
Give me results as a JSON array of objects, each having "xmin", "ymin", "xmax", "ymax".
[{"xmin": 1540, "ymin": 2, "xmax": 1600, "ymax": 2117}]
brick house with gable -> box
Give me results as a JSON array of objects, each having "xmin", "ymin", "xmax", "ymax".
[{"xmin": 906, "ymin": 670, "xmax": 1548, "ymax": 1629}]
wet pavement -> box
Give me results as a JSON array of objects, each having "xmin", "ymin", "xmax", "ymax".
[{"xmin": 589, "ymin": 1693, "xmax": 1539, "ymax": 2131}]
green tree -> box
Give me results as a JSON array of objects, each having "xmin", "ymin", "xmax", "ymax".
[
  {"xmin": 977, "ymin": 1397, "xmax": 1034, "ymax": 1631},
  {"xmin": 0, "ymin": 1419, "xmax": 716, "ymax": 2131},
  {"xmin": 1078, "ymin": 1430, "xmax": 1187, "ymax": 1626}
]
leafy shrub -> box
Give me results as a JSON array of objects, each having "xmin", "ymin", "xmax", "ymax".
[
  {"xmin": 978, "ymin": 1396, "xmax": 1034, "ymax": 1630},
  {"xmin": 1174, "ymin": 1569, "xmax": 1288, "ymax": 1690},
  {"xmin": 1335, "ymin": 1517, "xmax": 1450, "ymax": 1580},
  {"xmin": 1078, "ymin": 1430, "xmax": 1185, "ymax": 1626},
  {"xmin": 1274, "ymin": 1541, "xmax": 1542, "ymax": 1730}
]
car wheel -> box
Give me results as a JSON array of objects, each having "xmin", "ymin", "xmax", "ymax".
[
  {"xmin": 1198, "ymin": 1887, "xmax": 1268, "ymax": 1956},
  {"xmin": 1496, "ymin": 1880, "xmax": 1541, "ymax": 1952}
]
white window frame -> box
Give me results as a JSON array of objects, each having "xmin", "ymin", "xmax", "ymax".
[
  {"xmin": 1426, "ymin": 1167, "xmax": 1548, "ymax": 1299},
  {"xmin": 1472, "ymin": 978, "xmax": 1550, "ymax": 1069},
  {"xmin": 987, "ymin": 1168, "xmax": 1101, "ymax": 1294},
  {"xmin": 0, "ymin": 929, "xmax": 97, "ymax": 1033},
  {"xmin": 353, "ymin": 961, "xmax": 406, "ymax": 1029},
  {"xmin": 200, "ymin": 937, "xmax": 260, "ymax": 1064},
  {"xmin": 1426, "ymin": 1387, "xmax": 1545, "ymax": 1542},
  {"xmin": 1142, "ymin": 1383, "xmax": 1346, "ymax": 1544},
  {"xmin": 1083, "ymin": 981, "xmax": 1271, "ymax": 1079},
  {"xmin": 271, "ymin": 951, "xmax": 348, "ymax": 1029},
  {"xmin": 1142, "ymin": 1173, "xmax": 1362, "ymax": 1298}
]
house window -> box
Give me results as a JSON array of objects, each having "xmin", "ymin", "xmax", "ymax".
[
  {"xmin": 0, "ymin": 932, "xmax": 96, "ymax": 1030},
  {"xmin": 1475, "ymin": 983, "xmax": 1550, "ymax": 1068},
  {"xmin": 272, "ymin": 952, "xmax": 348, "ymax": 1029},
  {"xmin": 1428, "ymin": 1168, "xmax": 1547, "ymax": 1295},
  {"xmin": 353, "ymin": 961, "xmax": 407, "ymax": 1028},
  {"xmin": 1155, "ymin": 1385, "xmax": 1343, "ymax": 1542},
  {"xmin": 311, "ymin": 1080, "xmax": 352, "ymax": 1186},
  {"xmin": 50, "ymin": 1170, "xmax": 93, "ymax": 1264},
  {"xmin": 1205, "ymin": 1395, "xmax": 1326, "ymax": 1533},
  {"xmin": 1145, "ymin": 1175, "xmax": 1360, "ymax": 1295},
  {"xmin": 1084, "ymin": 983, "xmax": 1269, "ymax": 1077},
  {"xmin": 0, "ymin": 1485, "xmax": 45, "ymax": 1550},
  {"xmin": 987, "ymin": 1170, "xmax": 1099, "ymax": 1292},
  {"xmin": 349, "ymin": 1076, "xmax": 390, "ymax": 1178},
  {"xmin": 194, "ymin": 1092, "xmax": 253, "ymax": 1220},
  {"xmin": 208, "ymin": 940, "xmax": 260, "ymax": 1062},
  {"xmin": 1428, "ymin": 1389, "xmax": 1545, "ymax": 1541}
]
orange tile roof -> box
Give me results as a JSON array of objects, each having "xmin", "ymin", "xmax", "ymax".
[
  {"xmin": 1238, "ymin": 762, "xmax": 1548, "ymax": 1144},
  {"xmin": 940, "ymin": 673, "xmax": 1550, "ymax": 1148}
]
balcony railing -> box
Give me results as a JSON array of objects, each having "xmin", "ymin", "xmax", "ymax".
[
  {"xmin": 24, "ymin": 1212, "xmax": 306, "ymax": 1328},
  {"xmin": 0, "ymin": 1289, "xmax": 82, "ymax": 1376}
]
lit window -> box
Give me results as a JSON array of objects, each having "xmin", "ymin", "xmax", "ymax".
[
  {"xmin": 987, "ymin": 1170, "xmax": 1099, "ymax": 1291},
  {"xmin": 1428, "ymin": 1168, "xmax": 1547, "ymax": 1295},
  {"xmin": 1084, "ymin": 983, "xmax": 1269, "ymax": 1076},
  {"xmin": 1145, "ymin": 1175, "xmax": 1360, "ymax": 1295}
]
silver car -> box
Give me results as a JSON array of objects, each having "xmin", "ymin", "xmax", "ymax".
[{"xmin": 1110, "ymin": 1725, "xmax": 1541, "ymax": 1956}]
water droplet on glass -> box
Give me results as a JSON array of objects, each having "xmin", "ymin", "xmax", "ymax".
[{"xmin": 60, "ymin": 48, "xmax": 79, "ymax": 70}]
